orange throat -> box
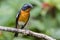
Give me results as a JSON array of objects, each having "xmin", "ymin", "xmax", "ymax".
[{"xmin": 18, "ymin": 10, "xmax": 30, "ymax": 22}]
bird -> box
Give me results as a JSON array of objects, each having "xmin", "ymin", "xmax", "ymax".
[{"xmin": 14, "ymin": 3, "xmax": 33, "ymax": 37}]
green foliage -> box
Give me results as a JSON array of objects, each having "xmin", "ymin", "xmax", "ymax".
[{"xmin": 0, "ymin": 0, "xmax": 60, "ymax": 40}]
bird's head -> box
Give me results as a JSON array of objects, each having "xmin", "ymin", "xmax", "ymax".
[{"xmin": 21, "ymin": 3, "xmax": 33, "ymax": 12}]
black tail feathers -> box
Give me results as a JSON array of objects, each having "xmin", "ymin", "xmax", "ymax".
[{"xmin": 14, "ymin": 32, "xmax": 18, "ymax": 37}]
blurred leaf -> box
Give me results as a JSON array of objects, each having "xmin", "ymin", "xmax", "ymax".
[
  {"xmin": 46, "ymin": 28, "xmax": 60, "ymax": 39},
  {"xmin": 30, "ymin": 20, "xmax": 45, "ymax": 31},
  {"xmin": 52, "ymin": 0, "xmax": 60, "ymax": 10},
  {"xmin": 31, "ymin": 7, "xmax": 41, "ymax": 17},
  {"xmin": 13, "ymin": 36, "xmax": 35, "ymax": 40}
]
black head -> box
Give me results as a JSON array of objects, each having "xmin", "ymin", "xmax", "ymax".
[{"xmin": 21, "ymin": 3, "xmax": 33, "ymax": 11}]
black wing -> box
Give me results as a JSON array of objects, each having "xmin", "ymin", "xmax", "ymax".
[
  {"xmin": 15, "ymin": 11, "xmax": 21, "ymax": 28},
  {"xmin": 14, "ymin": 10, "xmax": 21, "ymax": 37}
]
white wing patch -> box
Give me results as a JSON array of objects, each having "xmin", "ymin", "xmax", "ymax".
[
  {"xmin": 16, "ymin": 11, "xmax": 20, "ymax": 18},
  {"xmin": 16, "ymin": 13, "xmax": 19, "ymax": 18}
]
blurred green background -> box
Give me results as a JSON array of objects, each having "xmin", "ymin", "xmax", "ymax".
[{"xmin": 0, "ymin": 0, "xmax": 60, "ymax": 40}]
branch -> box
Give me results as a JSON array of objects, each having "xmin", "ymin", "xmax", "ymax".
[{"xmin": 0, "ymin": 26, "xmax": 56, "ymax": 40}]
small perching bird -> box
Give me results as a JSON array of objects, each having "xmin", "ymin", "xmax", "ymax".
[{"xmin": 14, "ymin": 3, "xmax": 33, "ymax": 37}]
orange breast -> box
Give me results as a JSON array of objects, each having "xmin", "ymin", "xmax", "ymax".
[{"xmin": 18, "ymin": 10, "xmax": 30, "ymax": 22}]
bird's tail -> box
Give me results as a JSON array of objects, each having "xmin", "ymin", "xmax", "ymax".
[
  {"xmin": 14, "ymin": 25, "xmax": 25, "ymax": 37},
  {"xmin": 14, "ymin": 32, "xmax": 18, "ymax": 37},
  {"xmin": 14, "ymin": 23, "xmax": 18, "ymax": 37}
]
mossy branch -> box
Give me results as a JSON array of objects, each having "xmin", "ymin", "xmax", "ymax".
[{"xmin": 0, "ymin": 26, "xmax": 56, "ymax": 40}]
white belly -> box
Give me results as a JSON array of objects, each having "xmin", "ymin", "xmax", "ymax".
[{"xmin": 18, "ymin": 21, "xmax": 25, "ymax": 26}]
